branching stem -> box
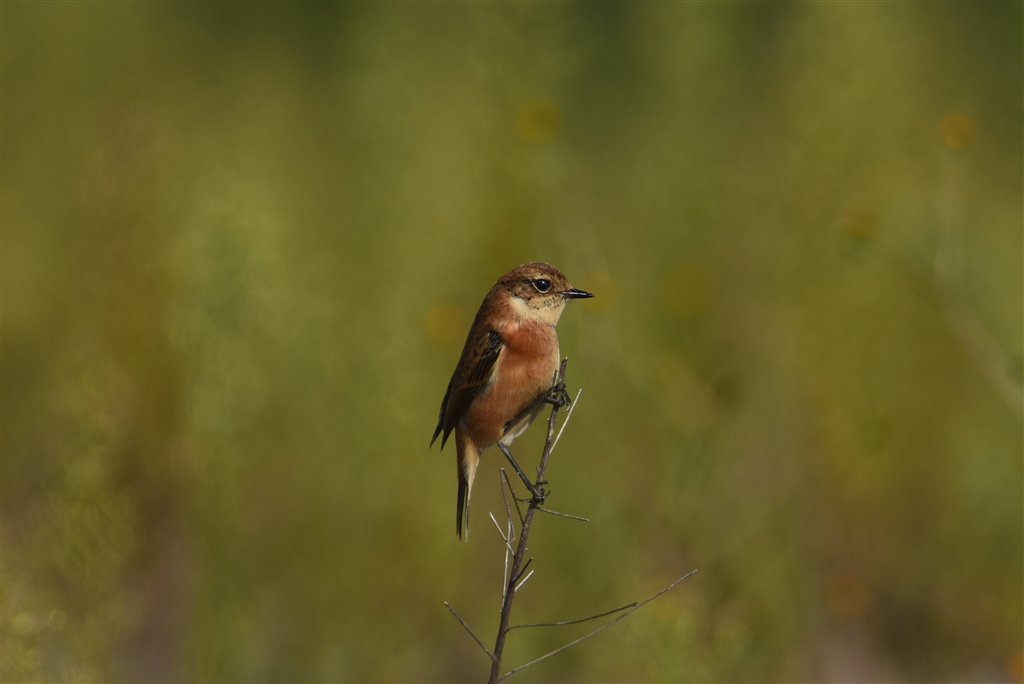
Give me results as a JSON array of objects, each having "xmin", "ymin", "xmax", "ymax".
[
  {"xmin": 444, "ymin": 358, "xmax": 697, "ymax": 681},
  {"xmin": 487, "ymin": 358, "xmax": 569, "ymax": 683}
]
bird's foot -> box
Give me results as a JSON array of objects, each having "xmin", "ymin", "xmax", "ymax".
[
  {"xmin": 502, "ymin": 383, "xmax": 571, "ymax": 435},
  {"xmin": 539, "ymin": 383, "xmax": 571, "ymax": 409},
  {"xmin": 529, "ymin": 483, "xmax": 547, "ymax": 504}
]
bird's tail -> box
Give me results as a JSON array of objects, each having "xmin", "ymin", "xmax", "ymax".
[{"xmin": 456, "ymin": 439, "xmax": 479, "ymax": 541}]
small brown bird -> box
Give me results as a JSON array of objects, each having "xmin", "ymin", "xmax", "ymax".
[{"xmin": 431, "ymin": 262, "xmax": 593, "ymax": 539}]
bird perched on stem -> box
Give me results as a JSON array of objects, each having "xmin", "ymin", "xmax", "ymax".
[{"xmin": 431, "ymin": 262, "xmax": 593, "ymax": 540}]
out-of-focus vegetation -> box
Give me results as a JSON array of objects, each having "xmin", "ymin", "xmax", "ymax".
[{"xmin": 3, "ymin": 3, "xmax": 1021, "ymax": 682}]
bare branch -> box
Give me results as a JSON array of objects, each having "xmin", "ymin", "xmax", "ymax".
[
  {"xmin": 626, "ymin": 570, "xmax": 698, "ymax": 612},
  {"xmin": 500, "ymin": 469, "xmax": 525, "ymax": 527},
  {"xmin": 509, "ymin": 602, "xmax": 636, "ymax": 631},
  {"xmin": 514, "ymin": 569, "xmax": 535, "ymax": 592},
  {"xmin": 550, "ymin": 388, "xmax": 582, "ymax": 455},
  {"xmin": 495, "ymin": 470, "xmax": 520, "ymax": 608},
  {"xmin": 538, "ymin": 359, "xmax": 570, "ymax": 475},
  {"xmin": 498, "ymin": 570, "xmax": 698, "ymax": 681},
  {"xmin": 487, "ymin": 359, "xmax": 568, "ymax": 683},
  {"xmin": 488, "ymin": 512, "xmax": 514, "ymax": 555},
  {"xmin": 498, "ymin": 470, "xmax": 518, "ymax": 539},
  {"xmin": 466, "ymin": 359, "xmax": 696, "ymax": 682},
  {"xmin": 444, "ymin": 602, "xmax": 494, "ymax": 662},
  {"xmin": 535, "ymin": 507, "xmax": 589, "ymax": 523},
  {"xmin": 499, "ymin": 610, "xmax": 629, "ymax": 680},
  {"xmin": 512, "ymin": 557, "xmax": 533, "ymax": 585}
]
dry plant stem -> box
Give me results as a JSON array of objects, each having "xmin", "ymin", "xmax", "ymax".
[
  {"xmin": 444, "ymin": 602, "xmax": 493, "ymax": 661},
  {"xmin": 488, "ymin": 512, "xmax": 514, "ymax": 554},
  {"xmin": 495, "ymin": 476, "xmax": 517, "ymax": 607},
  {"xmin": 488, "ymin": 358, "xmax": 568, "ymax": 684},
  {"xmin": 549, "ymin": 388, "xmax": 582, "ymax": 456},
  {"xmin": 500, "ymin": 469, "xmax": 525, "ymax": 527},
  {"xmin": 535, "ymin": 506, "xmax": 589, "ymax": 522},
  {"xmin": 445, "ymin": 358, "xmax": 696, "ymax": 681},
  {"xmin": 498, "ymin": 570, "xmax": 698, "ymax": 681}
]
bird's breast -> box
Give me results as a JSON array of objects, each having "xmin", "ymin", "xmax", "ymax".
[
  {"xmin": 463, "ymin": 320, "xmax": 559, "ymax": 449},
  {"xmin": 497, "ymin": 319, "xmax": 560, "ymax": 390}
]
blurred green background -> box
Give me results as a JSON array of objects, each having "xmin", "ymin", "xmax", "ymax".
[{"xmin": 3, "ymin": 2, "xmax": 1021, "ymax": 682}]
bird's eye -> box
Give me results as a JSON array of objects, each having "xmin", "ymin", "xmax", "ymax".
[{"xmin": 533, "ymin": 278, "xmax": 552, "ymax": 293}]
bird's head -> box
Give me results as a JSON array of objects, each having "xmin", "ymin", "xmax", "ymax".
[{"xmin": 498, "ymin": 262, "xmax": 593, "ymax": 325}]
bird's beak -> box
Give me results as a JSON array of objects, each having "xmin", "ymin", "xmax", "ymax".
[{"xmin": 561, "ymin": 288, "xmax": 594, "ymax": 299}]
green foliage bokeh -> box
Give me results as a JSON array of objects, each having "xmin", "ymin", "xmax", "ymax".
[{"xmin": 3, "ymin": 3, "xmax": 1021, "ymax": 682}]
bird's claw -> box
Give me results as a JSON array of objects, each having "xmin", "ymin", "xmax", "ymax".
[
  {"xmin": 502, "ymin": 384, "xmax": 571, "ymax": 434},
  {"xmin": 540, "ymin": 384, "xmax": 571, "ymax": 409},
  {"xmin": 529, "ymin": 484, "xmax": 548, "ymax": 504}
]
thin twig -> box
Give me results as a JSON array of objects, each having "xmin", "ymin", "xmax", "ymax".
[
  {"xmin": 535, "ymin": 507, "xmax": 590, "ymax": 522},
  {"xmin": 498, "ymin": 470, "xmax": 518, "ymax": 541},
  {"xmin": 489, "ymin": 509, "xmax": 514, "ymax": 607},
  {"xmin": 444, "ymin": 602, "xmax": 494, "ymax": 662},
  {"xmin": 495, "ymin": 485, "xmax": 512, "ymax": 602},
  {"xmin": 497, "ymin": 570, "xmax": 698, "ymax": 681},
  {"xmin": 533, "ymin": 359, "xmax": 569, "ymax": 481},
  {"xmin": 514, "ymin": 569, "xmax": 535, "ymax": 592},
  {"xmin": 489, "ymin": 512, "xmax": 514, "ymax": 555},
  {"xmin": 447, "ymin": 357, "xmax": 699, "ymax": 681},
  {"xmin": 487, "ymin": 359, "xmax": 568, "ymax": 683},
  {"xmin": 509, "ymin": 602, "xmax": 636, "ymax": 631},
  {"xmin": 620, "ymin": 570, "xmax": 698, "ymax": 613},
  {"xmin": 512, "ymin": 557, "xmax": 533, "ymax": 585},
  {"xmin": 550, "ymin": 388, "xmax": 582, "ymax": 455},
  {"xmin": 496, "ymin": 472, "xmax": 517, "ymax": 608},
  {"xmin": 500, "ymin": 470, "xmax": 525, "ymax": 527}
]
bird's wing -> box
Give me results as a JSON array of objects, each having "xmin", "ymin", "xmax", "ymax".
[{"xmin": 431, "ymin": 329, "xmax": 503, "ymax": 449}]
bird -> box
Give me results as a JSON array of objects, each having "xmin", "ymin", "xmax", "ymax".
[{"xmin": 431, "ymin": 262, "xmax": 593, "ymax": 540}]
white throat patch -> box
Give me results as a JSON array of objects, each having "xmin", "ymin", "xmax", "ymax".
[{"xmin": 509, "ymin": 294, "xmax": 564, "ymax": 326}]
